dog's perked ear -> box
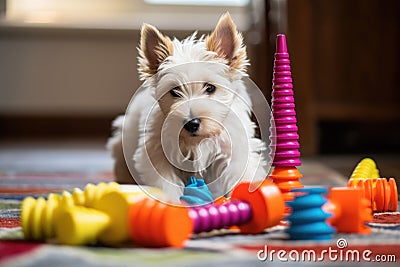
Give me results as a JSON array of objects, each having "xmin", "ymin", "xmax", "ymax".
[
  {"xmin": 206, "ymin": 12, "xmax": 248, "ymax": 73},
  {"xmin": 138, "ymin": 24, "xmax": 174, "ymax": 80}
]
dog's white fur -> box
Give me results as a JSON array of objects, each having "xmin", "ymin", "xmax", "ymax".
[{"xmin": 107, "ymin": 13, "xmax": 267, "ymax": 201}]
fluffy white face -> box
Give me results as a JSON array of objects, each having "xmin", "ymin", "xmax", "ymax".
[
  {"xmin": 156, "ymin": 62, "xmax": 240, "ymax": 148},
  {"xmin": 137, "ymin": 12, "xmax": 252, "ymax": 173},
  {"xmin": 138, "ymin": 12, "xmax": 249, "ymax": 150}
]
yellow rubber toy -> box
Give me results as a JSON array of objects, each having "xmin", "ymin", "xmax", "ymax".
[
  {"xmin": 21, "ymin": 182, "xmax": 120, "ymax": 242},
  {"xmin": 350, "ymin": 158, "xmax": 380, "ymax": 181},
  {"xmin": 20, "ymin": 182, "xmax": 167, "ymax": 246},
  {"xmin": 56, "ymin": 206, "xmax": 110, "ymax": 245}
]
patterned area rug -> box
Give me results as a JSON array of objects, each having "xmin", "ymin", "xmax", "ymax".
[{"xmin": 0, "ymin": 145, "xmax": 399, "ymax": 266}]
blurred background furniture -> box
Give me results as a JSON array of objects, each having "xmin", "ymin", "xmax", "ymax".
[
  {"xmin": 283, "ymin": 0, "xmax": 400, "ymax": 156},
  {"xmin": 0, "ymin": 0, "xmax": 399, "ymax": 157}
]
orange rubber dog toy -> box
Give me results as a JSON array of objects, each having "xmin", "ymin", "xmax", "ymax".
[
  {"xmin": 325, "ymin": 187, "xmax": 372, "ymax": 234},
  {"xmin": 348, "ymin": 178, "xmax": 398, "ymax": 212},
  {"xmin": 127, "ymin": 180, "xmax": 285, "ymax": 247},
  {"xmin": 348, "ymin": 158, "xmax": 398, "ymax": 212}
]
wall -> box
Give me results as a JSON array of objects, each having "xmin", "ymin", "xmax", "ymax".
[
  {"xmin": 0, "ymin": 28, "xmax": 138, "ymax": 117},
  {"xmin": 0, "ymin": 1, "xmax": 267, "ymax": 137}
]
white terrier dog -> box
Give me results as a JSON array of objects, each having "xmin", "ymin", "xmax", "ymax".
[{"xmin": 107, "ymin": 13, "xmax": 267, "ymax": 201}]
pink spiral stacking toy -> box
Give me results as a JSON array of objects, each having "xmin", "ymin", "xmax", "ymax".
[
  {"xmin": 269, "ymin": 34, "xmax": 303, "ymax": 203},
  {"xmin": 270, "ymin": 34, "xmax": 301, "ymax": 167}
]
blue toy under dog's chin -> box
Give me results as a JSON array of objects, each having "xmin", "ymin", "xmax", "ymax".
[{"xmin": 180, "ymin": 176, "xmax": 214, "ymax": 205}]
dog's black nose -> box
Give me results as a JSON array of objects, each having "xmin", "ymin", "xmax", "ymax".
[{"xmin": 184, "ymin": 118, "xmax": 201, "ymax": 133}]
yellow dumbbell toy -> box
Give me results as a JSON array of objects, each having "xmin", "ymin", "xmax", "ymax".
[
  {"xmin": 22, "ymin": 182, "xmax": 119, "ymax": 242},
  {"xmin": 21, "ymin": 182, "xmax": 168, "ymax": 246}
]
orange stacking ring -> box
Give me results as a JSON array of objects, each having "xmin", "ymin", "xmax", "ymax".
[
  {"xmin": 128, "ymin": 198, "xmax": 193, "ymax": 247},
  {"xmin": 268, "ymin": 167, "xmax": 303, "ymax": 202},
  {"xmin": 389, "ymin": 178, "xmax": 398, "ymax": 211},
  {"xmin": 375, "ymin": 178, "xmax": 398, "ymax": 212},
  {"xmin": 348, "ymin": 177, "xmax": 398, "ymax": 212},
  {"xmin": 129, "ymin": 198, "xmax": 154, "ymax": 246},
  {"xmin": 375, "ymin": 178, "xmax": 388, "ymax": 211},
  {"xmin": 231, "ymin": 180, "xmax": 285, "ymax": 234}
]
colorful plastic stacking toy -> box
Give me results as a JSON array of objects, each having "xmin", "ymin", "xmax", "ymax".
[
  {"xmin": 130, "ymin": 180, "xmax": 285, "ymax": 241},
  {"xmin": 268, "ymin": 34, "xmax": 303, "ymax": 202},
  {"xmin": 187, "ymin": 180, "xmax": 285, "ymax": 234},
  {"xmin": 21, "ymin": 180, "xmax": 285, "ymax": 247},
  {"xmin": 348, "ymin": 158, "xmax": 398, "ymax": 212},
  {"xmin": 286, "ymin": 186, "xmax": 372, "ymax": 240},
  {"xmin": 127, "ymin": 179, "xmax": 285, "ymax": 246},
  {"xmin": 286, "ymin": 187, "xmax": 335, "ymax": 240}
]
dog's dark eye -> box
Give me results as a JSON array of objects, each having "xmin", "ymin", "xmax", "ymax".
[
  {"xmin": 204, "ymin": 83, "xmax": 216, "ymax": 94},
  {"xmin": 170, "ymin": 86, "xmax": 182, "ymax": 98}
]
